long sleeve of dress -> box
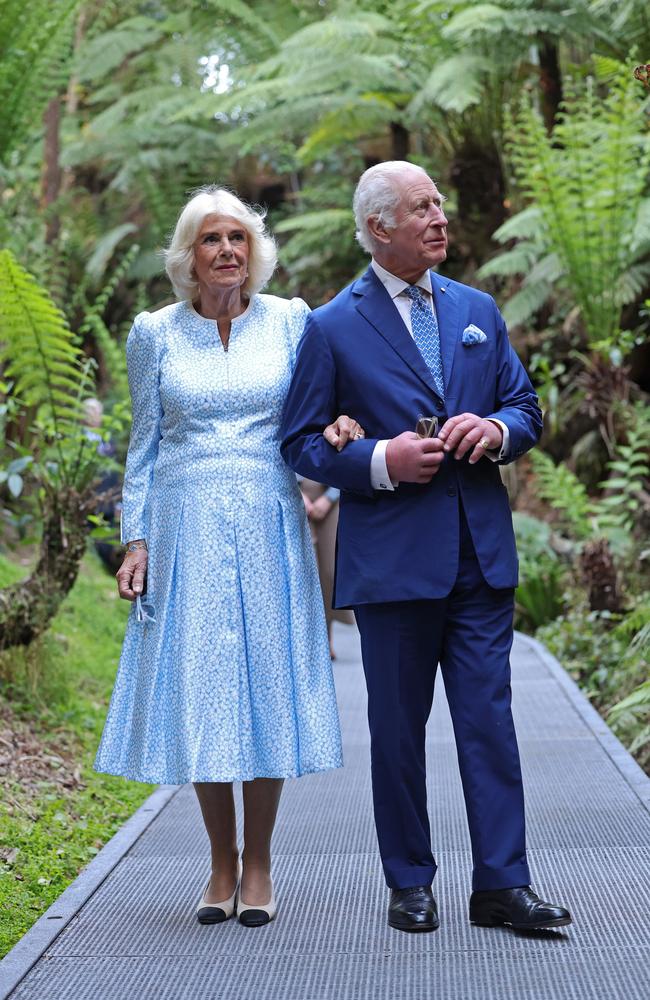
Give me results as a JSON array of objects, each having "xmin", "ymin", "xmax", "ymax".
[{"xmin": 119, "ymin": 312, "xmax": 163, "ymax": 543}]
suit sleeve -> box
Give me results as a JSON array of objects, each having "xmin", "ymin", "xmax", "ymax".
[
  {"xmin": 119, "ymin": 313, "xmax": 163, "ymax": 542},
  {"xmin": 485, "ymin": 299, "xmax": 543, "ymax": 464},
  {"xmin": 280, "ymin": 312, "xmax": 376, "ymax": 495}
]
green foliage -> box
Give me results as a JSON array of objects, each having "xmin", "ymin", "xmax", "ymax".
[
  {"xmin": 530, "ymin": 408, "xmax": 650, "ymax": 549},
  {"xmin": 0, "ymin": 0, "xmax": 82, "ymax": 160},
  {"xmin": 597, "ymin": 402, "xmax": 650, "ymax": 534},
  {"xmin": 607, "ymin": 599, "xmax": 650, "ymax": 755},
  {"xmin": 539, "ymin": 596, "xmax": 650, "ymax": 768},
  {"xmin": 77, "ymin": 246, "xmax": 140, "ymax": 406},
  {"xmin": 529, "ymin": 451, "xmax": 595, "ymax": 540},
  {"xmin": 0, "ymin": 552, "xmax": 151, "ymax": 958},
  {"xmin": 502, "ymin": 66, "xmax": 650, "ymax": 352},
  {"xmin": 513, "ymin": 512, "xmax": 567, "ymax": 631},
  {"xmin": 0, "ymin": 249, "xmax": 100, "ymax": 491}
]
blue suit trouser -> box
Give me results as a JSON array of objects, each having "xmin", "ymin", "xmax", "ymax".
[{"xmin": 354, "ymin": 507, "xmax": 530, "ymax": 892}]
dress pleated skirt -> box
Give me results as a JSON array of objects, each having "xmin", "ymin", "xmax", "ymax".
[{"xmin": 95, "ymin": 481, "xmax": 343, "ymax": 784}]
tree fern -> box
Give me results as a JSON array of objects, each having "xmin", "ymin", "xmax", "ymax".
[{"xmin": 505, "ymin": 66, "xmax": 649, "ymax": 351}]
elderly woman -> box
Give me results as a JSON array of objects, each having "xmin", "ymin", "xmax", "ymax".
[{"xmin": 94, "ymin": 186, "xmax": 363, "ymax": 927}]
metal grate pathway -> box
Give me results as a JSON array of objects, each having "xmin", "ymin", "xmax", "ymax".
[{"xmin": 2, "ymin": 626, "xmax": 650, "ymax": 1000}]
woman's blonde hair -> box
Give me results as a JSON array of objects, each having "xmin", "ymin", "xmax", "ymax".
[{"xmin": 164, "ymin": 186, "xmax": 277, "ymax": 301}]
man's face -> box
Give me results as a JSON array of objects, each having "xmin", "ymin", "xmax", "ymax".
[{"xmin": 372, "ymin": 170, "xmax": 449, "ymax": 281}]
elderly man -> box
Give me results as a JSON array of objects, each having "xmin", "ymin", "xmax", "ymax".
[{"xmin": 281, "ymin": 161, "xmax": 570, "ymax": 933}]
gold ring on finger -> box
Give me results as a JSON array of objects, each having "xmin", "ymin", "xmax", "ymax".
[{"xmin": 479, "ymin": 437, "xmax": 490, "ymax": 450}]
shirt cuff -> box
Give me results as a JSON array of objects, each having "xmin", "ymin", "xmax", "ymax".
[
  {"xmin": 371, "ymin": 440, "xmax": 398, "ymax": 491},
  {"xmin": 485, "ymin": 419, "xmax": 509, "ymax": 462}
]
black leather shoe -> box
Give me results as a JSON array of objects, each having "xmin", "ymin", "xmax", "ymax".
[
  {"xmin": 469, "ymin": 886, "xmax": 571, "ymax": 930},
  {"xmin": 388, "ymin": 886, "xmax": 439, "ymax": 932}
]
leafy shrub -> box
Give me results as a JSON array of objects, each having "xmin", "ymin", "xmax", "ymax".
[{"xmin": 513, "ymin": 513, "xmax": 568, "ymax": 631}]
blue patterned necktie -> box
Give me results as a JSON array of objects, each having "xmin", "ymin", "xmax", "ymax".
[{"xmin": 404, "ymin": 285, "xmax": 445, "ymax": 399}]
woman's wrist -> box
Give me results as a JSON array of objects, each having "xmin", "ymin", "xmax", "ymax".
[{"xmin": 125, "ymin": 539, "xmax": 147, "ymax": 553}]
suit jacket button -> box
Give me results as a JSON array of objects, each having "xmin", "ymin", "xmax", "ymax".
[{"xmin": 446, "ymin": 487, "xmax": 457, "ymax": 497}]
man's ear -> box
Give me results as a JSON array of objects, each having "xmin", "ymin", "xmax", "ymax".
[{"xmin": 367, "ymin": 214, "xmax": 391, "ymax": 245}]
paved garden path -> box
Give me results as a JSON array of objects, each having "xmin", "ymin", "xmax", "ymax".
[{"xmin": 2, "ymin": 625, "xmax": 650, "ymax": 1000}]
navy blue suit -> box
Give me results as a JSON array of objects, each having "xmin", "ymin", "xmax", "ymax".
[{"xmin": 280, "ymin": 266, "xmax": 542, "ymax": 891}]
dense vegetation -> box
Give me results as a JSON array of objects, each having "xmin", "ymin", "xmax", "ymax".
[{"xmin": 0, "ymin": 0, "xmax": 649, "ymax": 953}]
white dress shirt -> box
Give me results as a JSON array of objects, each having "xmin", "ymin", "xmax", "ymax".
[{"xmin": 368, "ymin": 259, "xmax": 509, "ymax": 491}]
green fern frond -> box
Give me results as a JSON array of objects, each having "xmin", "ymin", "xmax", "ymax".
[
  {"xmin": 274, "ymin": 210, "xmax": 354, "ymax": 235},
  {"xmin": 0, "ymin": 0, "xmax": 82, "ymax": 159},
  {"xmin": 0, "ymin": 249, "xmax": 91, "ymax": 479},
  {"xmin": 408, "ymin": 54, "xmax": 491, "ymax": 115},
  {"xmin": 492, "ymin": 207, "xmax": 544, "ymax": 244},
  {"xmin": 529, "ymin": 450, "xmax": 595, "ymax": 539},
  {"xmin": 74, "ymin": 16, "xmax": 165, "ymax": 82},
  {"xmin": 501, "ymin": 280, "xmax": 554, "ymax": 328},
  {"xmin": 478, "ymin": 243, "xmax": 541, "ymax": 279}
]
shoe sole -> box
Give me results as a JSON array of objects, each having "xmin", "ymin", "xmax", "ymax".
[
  {"xmin": 197, "ymin": 913, "xmax": 230, "ymax": 924},
  {"xmin": 239, "ymin": 913, "xmax": 274, "ymax": 927},
  {"xmin": 388, "ymin": 917, "xmax": 440, "ymax": 933},
  {"xmin": 471, "ymin": 916, "xmax": 572, "ymax": 930}
]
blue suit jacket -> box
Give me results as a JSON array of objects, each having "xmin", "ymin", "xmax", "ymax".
[{"xmin": 280, "ymin": 266, "xmax": 542, "ymax": 607}]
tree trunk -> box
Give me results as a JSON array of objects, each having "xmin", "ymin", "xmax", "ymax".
[
  {"xmin": 579, "ymin": 537, "xmax": 623, "ymax": 613},
  {"xmin": 538, "ymin": 38, "xmax": 563, "ymax": 134},
  {"xmin": 390, "ymin": 122, "xmax": 409, "ymax": 160},
  {"xmin": 448, "ymin": 138, "xmax": 507, "ymax": 276},
  {"xmin": 41, "ymin": 97, "xmax": 62, "ymax": 245},
  {"xmin": 0, "ymin": 485, "xmax": 96, "ymax": 650},
  {"xmin": 61, "ymin": 5, "xmax": 88, "ymax": 196}
]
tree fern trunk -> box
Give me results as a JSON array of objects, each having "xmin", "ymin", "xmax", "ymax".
[
  {"xmin": 449, "ymin": 138, "xmax": 506, "ymax": 271},
  {"xmin": 390, "ymin": 122, "xmax": 409, "ymax": 160},
  {"xmin": 538, "ymin": 38, "xmax": 563, "ymax": 135},
  {"xmin": 41, "ymin": 97, "xmax": 62, "ymax": 244},
  {"xmin": 0, "ymin": 485, "xmax": 95, "ymax": 650}
]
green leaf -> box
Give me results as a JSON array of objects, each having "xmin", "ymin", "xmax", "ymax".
[{"xmin": 7, "ymin": 473, "xmax": 23, "ymax": 497}]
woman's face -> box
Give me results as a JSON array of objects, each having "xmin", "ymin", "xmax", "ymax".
[{"xmin": 193, "ymin": 214, "xmax": 250, "ymax": 297}]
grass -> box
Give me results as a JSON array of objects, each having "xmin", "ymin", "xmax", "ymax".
[{"xmin": 0, "ymin": 549, "xmax": 153, "ymax": 958}]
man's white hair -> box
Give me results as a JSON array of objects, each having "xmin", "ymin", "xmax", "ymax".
[
  {"xmin": 164, "ymin": 186, "xmax": 277, "ymax": 301},
  {"xmin": 353, "ymin": 161, "xmax": 430, "ymax": 254}
]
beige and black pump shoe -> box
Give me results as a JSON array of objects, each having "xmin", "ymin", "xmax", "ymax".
[
  {"xmin": 237, "ymin": 882, "xmax": 276, "ymax": 927},
  {"xmin": 196, "ymin": 864, "xmax": 241, "ymax": 924}
]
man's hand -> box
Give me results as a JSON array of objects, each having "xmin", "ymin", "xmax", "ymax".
[
  {"xmin": 385, "ymin": 432, "xmax": 444, "ymax": 484},
  {"xmin": 438, "ymin": 414, "xmax": 502, "ymax": 464},
  {"xmin": 116, "ymin": 547, "xmax": 148, "ymax": 601},
  {"xmin": 323, "ymin": 414, "xmax": 365, "ymax": 452}
]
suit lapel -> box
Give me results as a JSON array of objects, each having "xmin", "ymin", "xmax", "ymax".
[
  {"xmin": 430, "ymin": 271, "xmax": 465, "ymax": 394},
  {"xmin": 354, "ymin": 267, "xmax": 441, "ymax": 398}
]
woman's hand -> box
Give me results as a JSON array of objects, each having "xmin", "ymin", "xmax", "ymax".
[
  {"xmin": 309, "ymin": 496, "xmax": 333, "ymax": 522},
  {"xmin": 116, "ymin": 544, "xmax": 148, "ymax": 601},
  {"xmin": 323, "ymin": 415, "xmax": 366, "ymax": 452}
]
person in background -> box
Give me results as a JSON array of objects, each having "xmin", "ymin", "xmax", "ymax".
[
  {"xmin": 82, "ymin": 397, "xmax": 122, "ymax": 575},
  {"xmin": 299, "ymin": 478, "xmax": 354, "ymax": 659}
]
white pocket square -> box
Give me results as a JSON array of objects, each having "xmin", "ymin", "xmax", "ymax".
[{"xmin": 462, "ymin": 324, "xmax": 487, "ymax": 345}]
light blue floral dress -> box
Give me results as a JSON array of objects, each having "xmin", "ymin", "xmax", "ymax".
[{"xmin": 94, "ymin": 295, "xmax": 343, "ymax": 784}]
